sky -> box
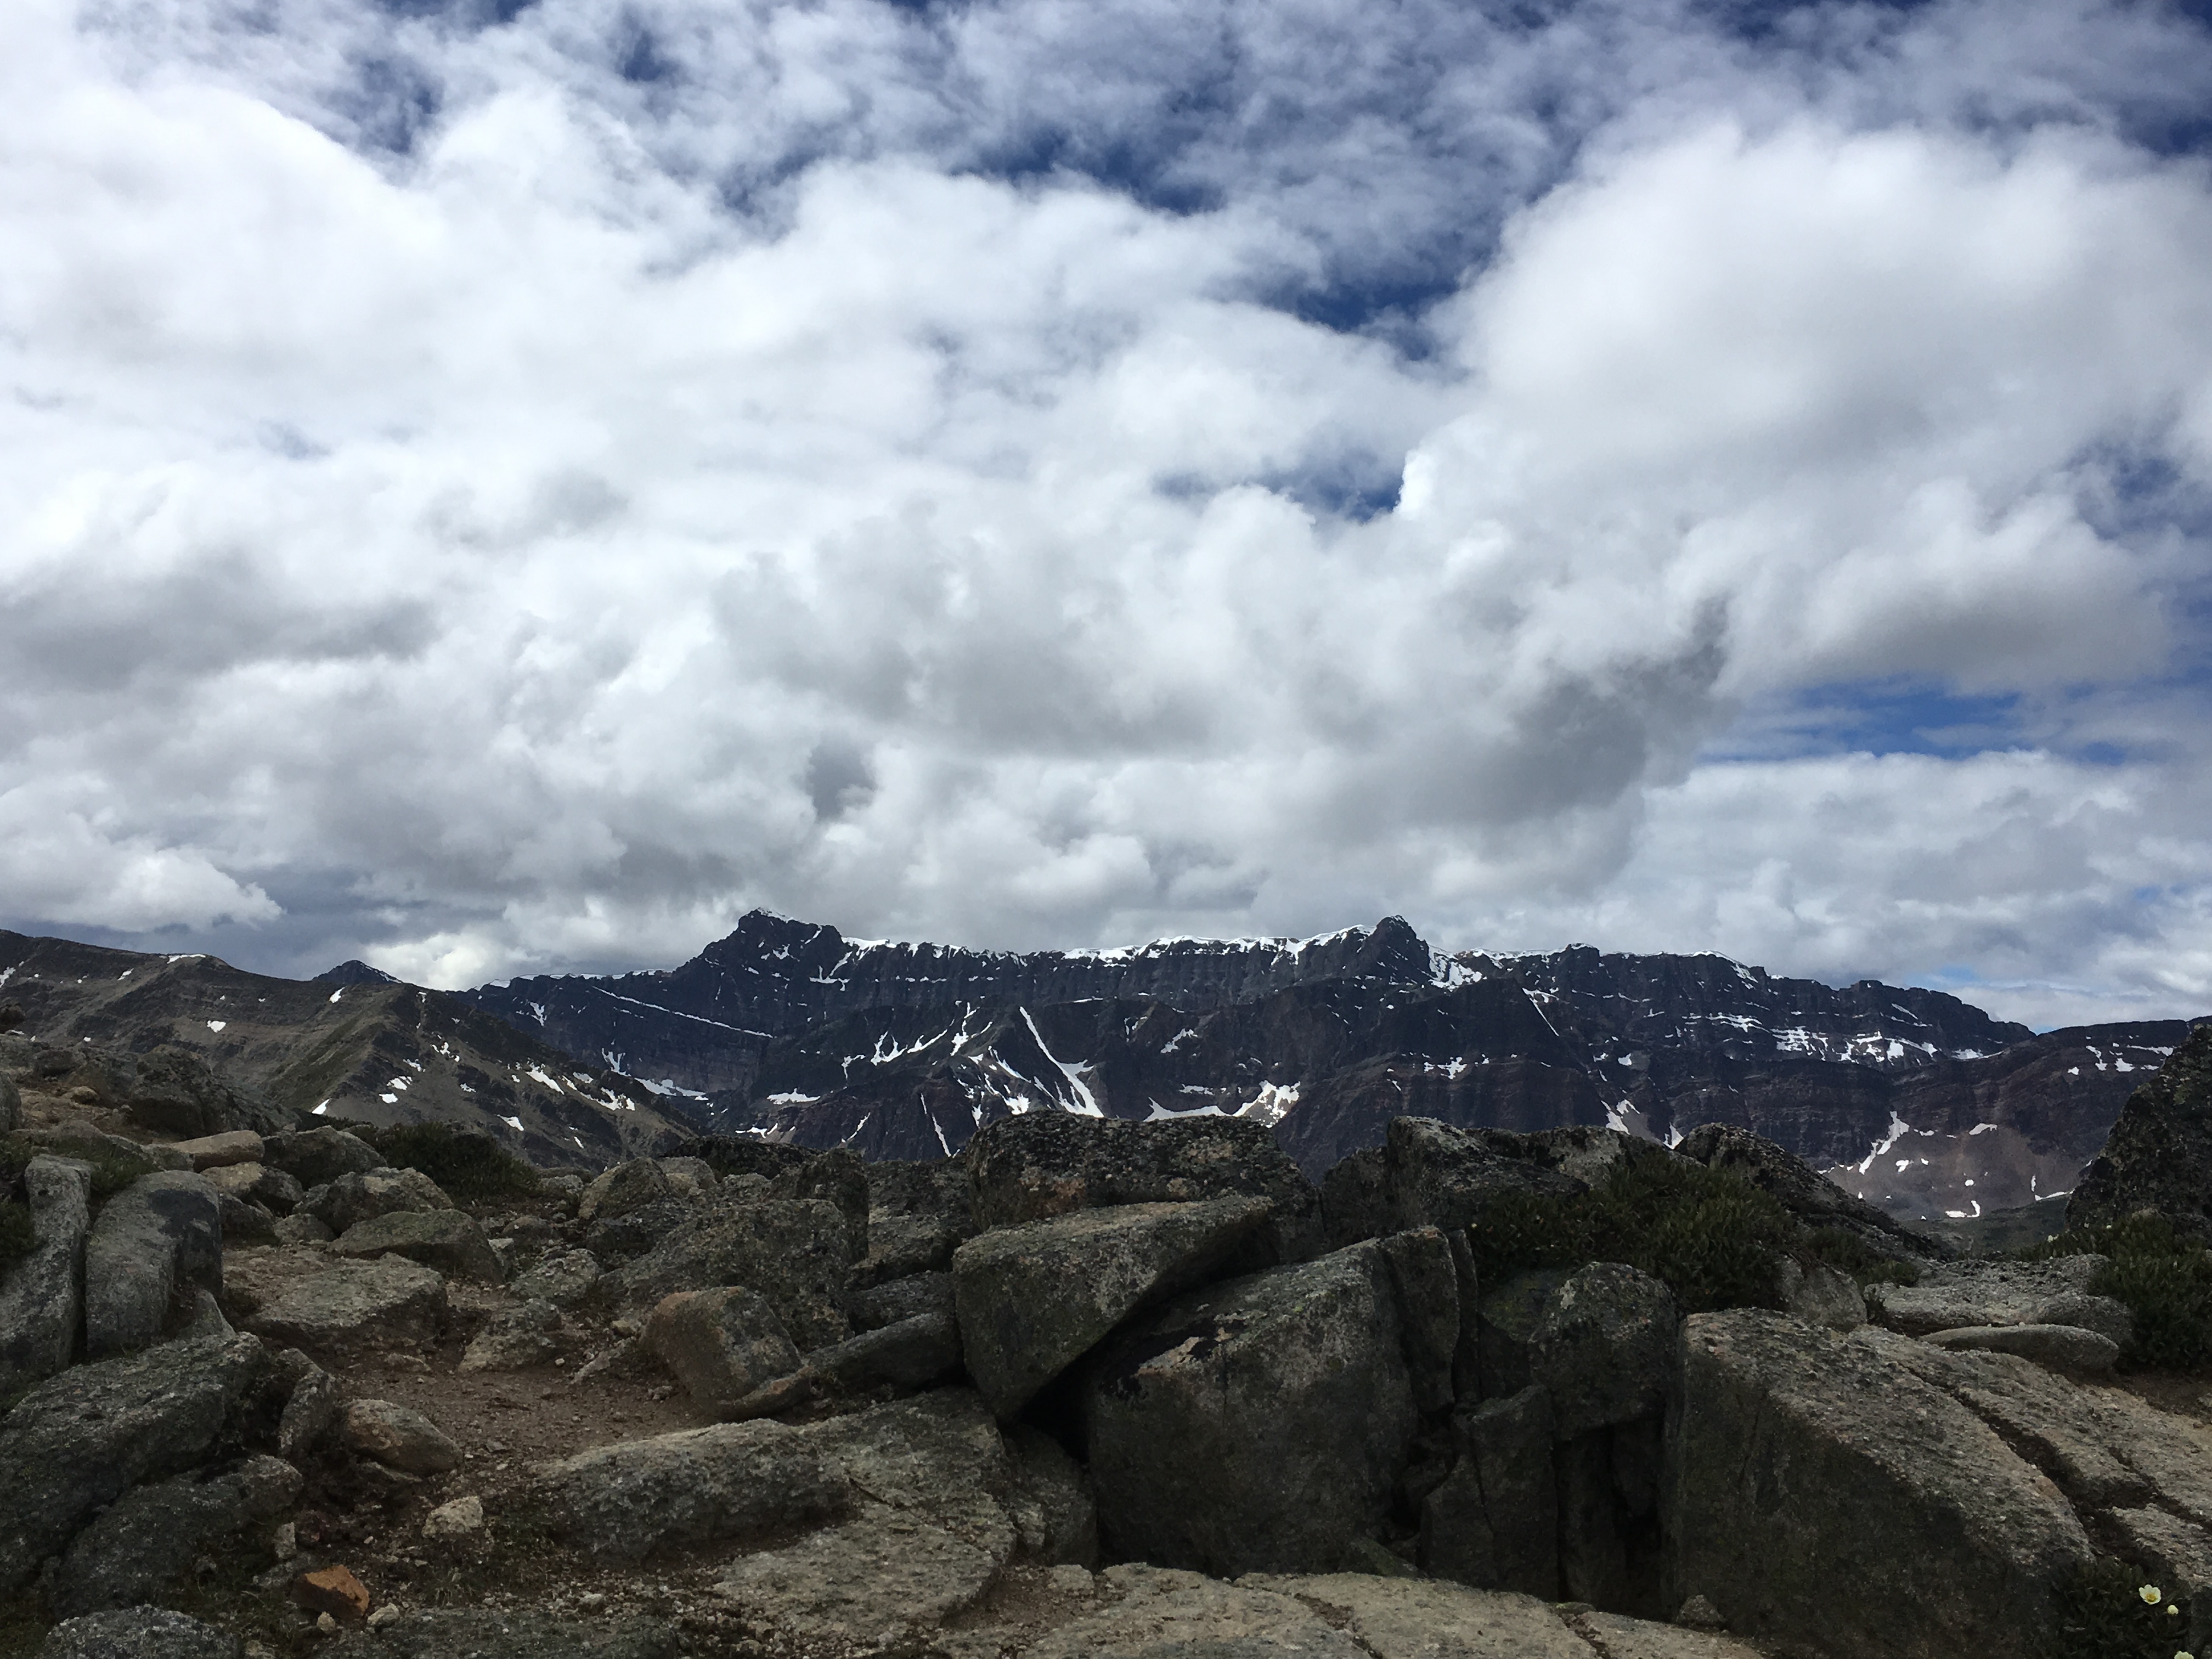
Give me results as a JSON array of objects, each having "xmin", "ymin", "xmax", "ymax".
[{"xmin": 5, "ymin": 0, "xmax": 2212, "ymax": 1028}]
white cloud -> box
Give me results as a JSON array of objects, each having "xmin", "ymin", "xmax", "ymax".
[{"xmin": 2, "ymin": 0, "xmax": 2210, "ymax": 1025}]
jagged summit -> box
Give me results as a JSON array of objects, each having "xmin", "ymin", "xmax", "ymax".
[{"xmin": 313, "ymin": 959, "xmax": 399, "ymax": 987}]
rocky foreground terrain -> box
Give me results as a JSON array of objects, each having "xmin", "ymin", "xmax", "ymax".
[{"xmin": 6, "ymin": 1017, "xmax": 2212, "ymax": 1659}]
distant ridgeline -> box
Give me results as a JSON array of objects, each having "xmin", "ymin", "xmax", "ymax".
[{"xmin": 460, "ymin": 911, "xmax": 2194, "ymax": 1223}]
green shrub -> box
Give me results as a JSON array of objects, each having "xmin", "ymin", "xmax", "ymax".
[
  {"xmin": 2018, "ymin": 1212, "xmax": 2212, "ymax": 1372},
  {"xmin": 357, "ymin": 1122, "xmax": 539, "ymax": 1203},
  {"xmin": 2043, "ymin": 1557, "xmax": 2194, "ymax": 1659},
  {"xmin": 1804, "ymin": 1225, "xmax": 1923, "ymax": 1288},
  {"xmin": 0, "ymin": 1132, "xmax": 150, "ymax": 1198},
  {"xmin": 1466, "ymin": 1157, "xmax": 1800, "ymax": 1314}
]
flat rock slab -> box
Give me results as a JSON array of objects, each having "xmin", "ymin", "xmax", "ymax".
[
  {"xmin": 714, "ymin": 1505, "xmax": 1002, "ymax": 1641},
  {"xmin": 0, "ymin": 1333, "xmax": 264, "ymax": 1594},
  {"xmin": 168, "ymin": 1131, "xmax": 264, "ymax": 1171},
  {"xmin": 1251, "ymin": 1574, "xmax": 1598, "ymax": 1658},
  {"xmin": 244, "ymin": 1256, "xmax": 448, "ymax": 1358},
  {"xmin": 1668, "ymin": 1311, "xmax": 2093, "ymax": 1659},
  {"xmin": 953, "ymin": 1196, "xmax": 1273, "ymax": 1417},
  {"xmin": 1921, "ymin": 1323, "xmax": 2120, "ymax": 1371},
  {"xmin": 802, "ymin": 1387, "xmax": 1018, "ymax": 1555},
  {"xmin": 1870, "ymin": 1256, "xmax": 2106, "ymax": 1337},
  {"xmin": 1569, "ymin": 1611, "xmax": 1771, "ymax": 1659},
  {"xmin": 1020, "ymin": 1564, "xmax": 1368, "ymax": 1659}
]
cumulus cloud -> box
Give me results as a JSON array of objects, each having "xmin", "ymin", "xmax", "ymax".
[{"xmin": 3, "ymin": 0, "xmax": 2211, "ymax": 1025}]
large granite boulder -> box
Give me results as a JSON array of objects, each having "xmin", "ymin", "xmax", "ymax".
[
  {"xmin": 2070, "ymin": 1019, "xmax": 2212, "ymax": 1237},
  {"xmin": 1668, "ymin": 1310, "xmax": 2094, "ymax": 1658},
  {"xmin": 1082, "ymin": 1240, "xmax": 1419, "ymax": 1576},
  {"xmin": 0, "ymin": 1333, "xmax": 266, "ymax": 1592},
  {"xmin": 1377, "ymin": 1118, "xmax": 1588, "ymax": 1234},
  {"xmin": 0, "ymin": 1155, "xmax": 92, "ymax": 1393},
  {"xmin": 306, "ymin": 1166, "xmax": 452, "ymax": 1235},
  {"xmin": 262, "ymin": 1128, "xmax": 382, "ymax": 1188},
  {"xmin": 642, "ymin": 1288, "xmax": 803, "ymax": 1415},
  {"xmin": 601, "ymin": 1199, "xmax": 854, "ymax": 1349},
  {"xmin": 241, "ymin": 1256, "xmax": 448, "ymax": 1359},
  {"xmin": 1418, "ymin": 1383, "xmax": 1558, "ymax": 1598},
  {"xmin": 952, "ymin": 1195, "xmax": 1274, "ymax": 1418},
  {"xmin": 83, "ymin": 1171, "xmax": 223, "ymax": 1357},
  {"xmin": 1527, "ymin": 1262, "xmax": 1678, "ymax": 1438},
  {"xmin": 965, "ymin": 1113, "xmax": 1324, "ymax": 1265},
  {"xmin": 577, "ymin": 1158, "xmax": 676, "ymax": 1225},
  {"xmin": 51, "ymin": 1453, "xmax": 301, "ymax": 1616},
  {"xmin": 120, "ymin": 1046, "xmax": 286, "ymax": 1139}
]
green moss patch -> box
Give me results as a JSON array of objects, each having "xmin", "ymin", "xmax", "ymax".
[{"xmin": 2044, "ymin": 1557, "xmax": 2196, "ymax": 1659}]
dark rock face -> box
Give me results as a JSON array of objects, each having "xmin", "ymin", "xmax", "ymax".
[
  {"xmin": 0, "ymin": 1155, "xmax": 93, "ymax": 1392},
  {"xmin": 1081, "ymin": 1242, "xmax": 1420, "ymax": 1577},
  {"xmin": 82, "ymin": 1172, "xmax": 224, "ymax": 1358},
  {"xmin": 2068, "ymin": 1020, "xmax": 2212, "ymax": 1238},
  {"xmin": 1418, "ymin": 1384, "xmax": 1557, "ymax": 1597},
  {"xmin": 52, "ymin": 1453, "xmax": 301, "ymax": 1617}
]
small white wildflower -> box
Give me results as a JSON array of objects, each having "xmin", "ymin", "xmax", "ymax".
[{"xmin": 2143, "ymin": 1584, "xmax": 2165, "ymax": 1605}]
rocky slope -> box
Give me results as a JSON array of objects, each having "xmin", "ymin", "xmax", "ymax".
[
  {"xmin": 0, "ymin": 934, "xmax": 698, "ymax": 1171},
  {"xmin": 0, "ymin": 1101, "xmax": 2203, "ymax": 1659},
  {"xmin": 462, "ymin": 914, "xmax": 2190, "ymax": 1223}
]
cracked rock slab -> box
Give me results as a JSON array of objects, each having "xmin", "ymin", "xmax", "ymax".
[
  {"xmin": 1251, "ymin": 1574, "xmax": 1598, "ymax": 1658},
  {"xmin": 715, "ymin": 1505, "xmax": 1003, "ymax": 1643},
  {"xmin": 1018, "ymin": 1564, "xmax": 1367, "ymax": 1659}
]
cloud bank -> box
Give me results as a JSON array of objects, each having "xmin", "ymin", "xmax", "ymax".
[{"xmin": 4, "ymin": 0, "xmax": 2212, "ymax": 1024}]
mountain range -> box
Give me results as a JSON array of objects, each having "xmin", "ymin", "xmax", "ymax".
[{"xmin": 2, "ymin": 913, "xmax": 2191, "ymax": 1227}]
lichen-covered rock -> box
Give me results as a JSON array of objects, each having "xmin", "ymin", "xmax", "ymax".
[
  {"xmin": 168, "ymin": 1131, "xmax": 264, "ymax": 1172},
  {"xmin": 342, "ymin": 1398, "xmax": 462, "ymax": 1474},
  {"xmin": 243, "ymin": 1256, "xmax": 448, "ymax": 1359},
  {"xmin": 1920, "ymin": 1322, "xmax": 2119, "ymax": 1371},
  {"xmin": 306, "ymin": 1167, "xmax": 453, "ymax": 1236},
  {"xmin": 262, "ymin": 1128, "xmax": 383, "ymax": 1189},
  {"xmin": 333, "ymin": 1209, "xmax": 503, "ymax": 1283},
  {"xmin": 806, "ymin": 1311, "xmax": 963, "ymax": 1395},
  {"xmin": 459, "ymin": 1299, "xmax": 563, "ymax": 1373},
  {"xmin": 601, "ymin": 1199, "xmax": 854, "ymax": 1349},
  {"xmin": 1667, "ymin": 1310, "xmax": 2094, "ymax": 1659},
  {"xmin": 0, "ymin": 1155, "xmax": 93, "ymax": 1393},
  {"xmin": 965, "ymin": 1112, "xmax": 1324, "ymax": 1266},
  {"xmin": 509, "ymin": 1247, "xmax": 600, "ymax": 1308},
  {"xmin": 0, "ymin": 1333, "xmax": 265, "ymax": 1593},
  {"xmin": 1419, "ymin": 1384, "xmax": 1558, "ymax": 1598},
  {"xmin": 1245, "ymin": 1573, "xmax": 1606, "ymax": 1659},
  {"xmin": 1528, "ymin": 1262, "xmax": 1678, "ymax": 1439},
  {"xmin": 578, "ymin": 1158, "xmax": 675, "ymax": 1225},
  {"xmin": 83, "ymin": 1171, "xmax": 223, "ymax": 1357},
  {"xmin": 1083, "ymin": 1241, "xmax": 1418, "ymax": 1576},
  {"xmin": 52, "ymin": 1453, "xmax": 301, "ymax": 1616},
  {"xmin": 953, "ymin": 1196, "xmax": 1274, "ymax": 1418},
  {"xmin": 713, "ymin": 1506, "xmax": 1003, "ymax": 1642},
  {"xmin": 643, "ymin": 1288, "xmax": 802, "ymax": 1414},
  {"xmin": 202, "ymin": 1161, "xmax": 303, "ymax": 1216},
  {"xmin": 1019, "ymin": 1564, "xmax": 1368, "ymax": 1659}
]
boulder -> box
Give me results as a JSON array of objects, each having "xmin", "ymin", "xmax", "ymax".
[
  {"xmin": 965, "ymin": 1113, "xmax": 1325, "ymax": 1265},
  {"xmin": 1476, "ymin": 1267, "xmax": 1574, "ymax": 1400},
  {"xmin": 121, "ymin": 1046, "xmax": 286, "ymax": 1138},
  {"xmin": 1667, "ymin": 1310, "xmax": 2094, "ymax": 1658},
  {"xmin": 1379, "ymin": 1118, "xmax": 1588, "ymax": 1234},
  {"xmin": 212, "ymin": 1190, "xmax": 276, "ymax": 1244},
  {"xmin": 713, "ymin": 1506, "xmax": 1003, "ymax": 1642},
  {"xmin": 952, "ymin": 1196, "xmax": 1274, "ymax": 1418},
  {"xmin": 1019, "ymin": 1564, "xmax": 1368, "ymax": 1659},
  {"xmin": 857, "ymin": 1211, "xmax": 962, "ymax": 1284},
  {"xmin": 306, "ymin": 1167, "xmax": 453, "ymax": 1235},
  {"xmin": 578, "ymin": 1159, "xmax": 675, "ymax": 1225},
  {"xmin": 2069, "ymin": 1019, "xmax": 2212, "ymax": 1237},
  {"xmin": 38, "ymin": 1608, "xmax": 242, "ymax": 1659},
  {"xmin": 601, "ymin": 1199, "xmax": 855, "ymax": 1349},
  {"xmin": 1321, "ymin": 1146, "xmax": 1391, "ymax": 1248},
  {"xmin": 1527, "ymin": 1262, "xmax": 1678, "ymax": 1439},
  {"xmin": 642, "ymin": 1288, "xmax": 803, "ymax": 1414},
  {"xmin": 334, "ymin": 1210, "xmax": 504, "ymax": 1283},
  {"xmin": 243, "ymin": 1256, "xmax": 448, "ymax": 1359},
  {"xmin": 800, "ymin": 1388, "xmax": 1018, "ymax": 1555},
  {"xmin": 13, "ymin": 1124, "xmax": 170, "ymax": 1188},
  {"xmin": 529, "ymin": 1419, "xmax": 851, "ymax": 1562},
  {"xmin": 769, "ymin": 1148, "xmax": 871, "ymax": 1263},
  {"xmin": 202, "ymin": 1161, "xmax": 303, "ymax": 1216},
  {"xmin": 1083, "ymin": 1241, "xmax": 1419, "ymax": 1576},
  {"xmin": 583, "ymin": 1198, "xmax": 697, "ymax": 1263},
  {"xmin": 509, "ymin": 1248, "xmax": 601, "ymax": 1308},
  {"xmin": 806, "ymin": 1311, "xmax": 963, "ymax": 1395},
  {"xmin": 1868, "ymin": 1254, "xmax": 2106, "ymax": 1336},
  {"xmin": 342, "ymin": 1398, "xmax": 462, "ymax": 1474},
  {"xmin": 0, "ymin": 1333, "xmax": 265, "ymax": 1592},
  {"xmin": 853, "ymin": 1270, "xmax": 953, "ymax": 1331},
  {"xmin": 1569, "ymin": 1613, "xmax": 1769, "ymax": 1659},
  {"xmin": 168, "ymin": 1131, "xmax": 264, "ymax": 1172},
  {"xmin": 1921, "ymin": 1323, "xmax": 2120, "ymax": 1371},
  {"xmin": 1419, "ymin": 1384, "xmax": 1558, "ymax": 1598},
  {"xmin": 657, "ymin": 1156, "xmax": 718, "ymax": 1198},
  {"xmin": 278, "ymin": 1356, "xmax": 340, "ymax": 1462},
  {"xmin": 1775, "ymin": 1257, "xmax": 1865, "ymax": 1331},
  {"xmin": 262, "ymin": 1128, "xmax": 383, "ymax": 1188},
  {"xmin": 52, "ymin": 1453, "xmax": 302, "ymax": 1616},
  {"xmin": 0, "ymin": 1155, "xmax": 93, "ymax": 1393},
  {"xmin": 423, "ymin": 1494, "xmax": 486, "ymax": 1538},
  {"xmin": 1377, "ymin": 1227, "xmax": 1462, "ymax": 1415},
  {"xmin": 459, "ymin": 1299, "xmax": 563, "ymax": 1373},
  {"xmin": 83, "ymin": 1171, "xmax": 223, "ymax": 1357},
  {"xmin": 1007, "ymin": 1424, "xmax": 1100, "ymax": 1568}
]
